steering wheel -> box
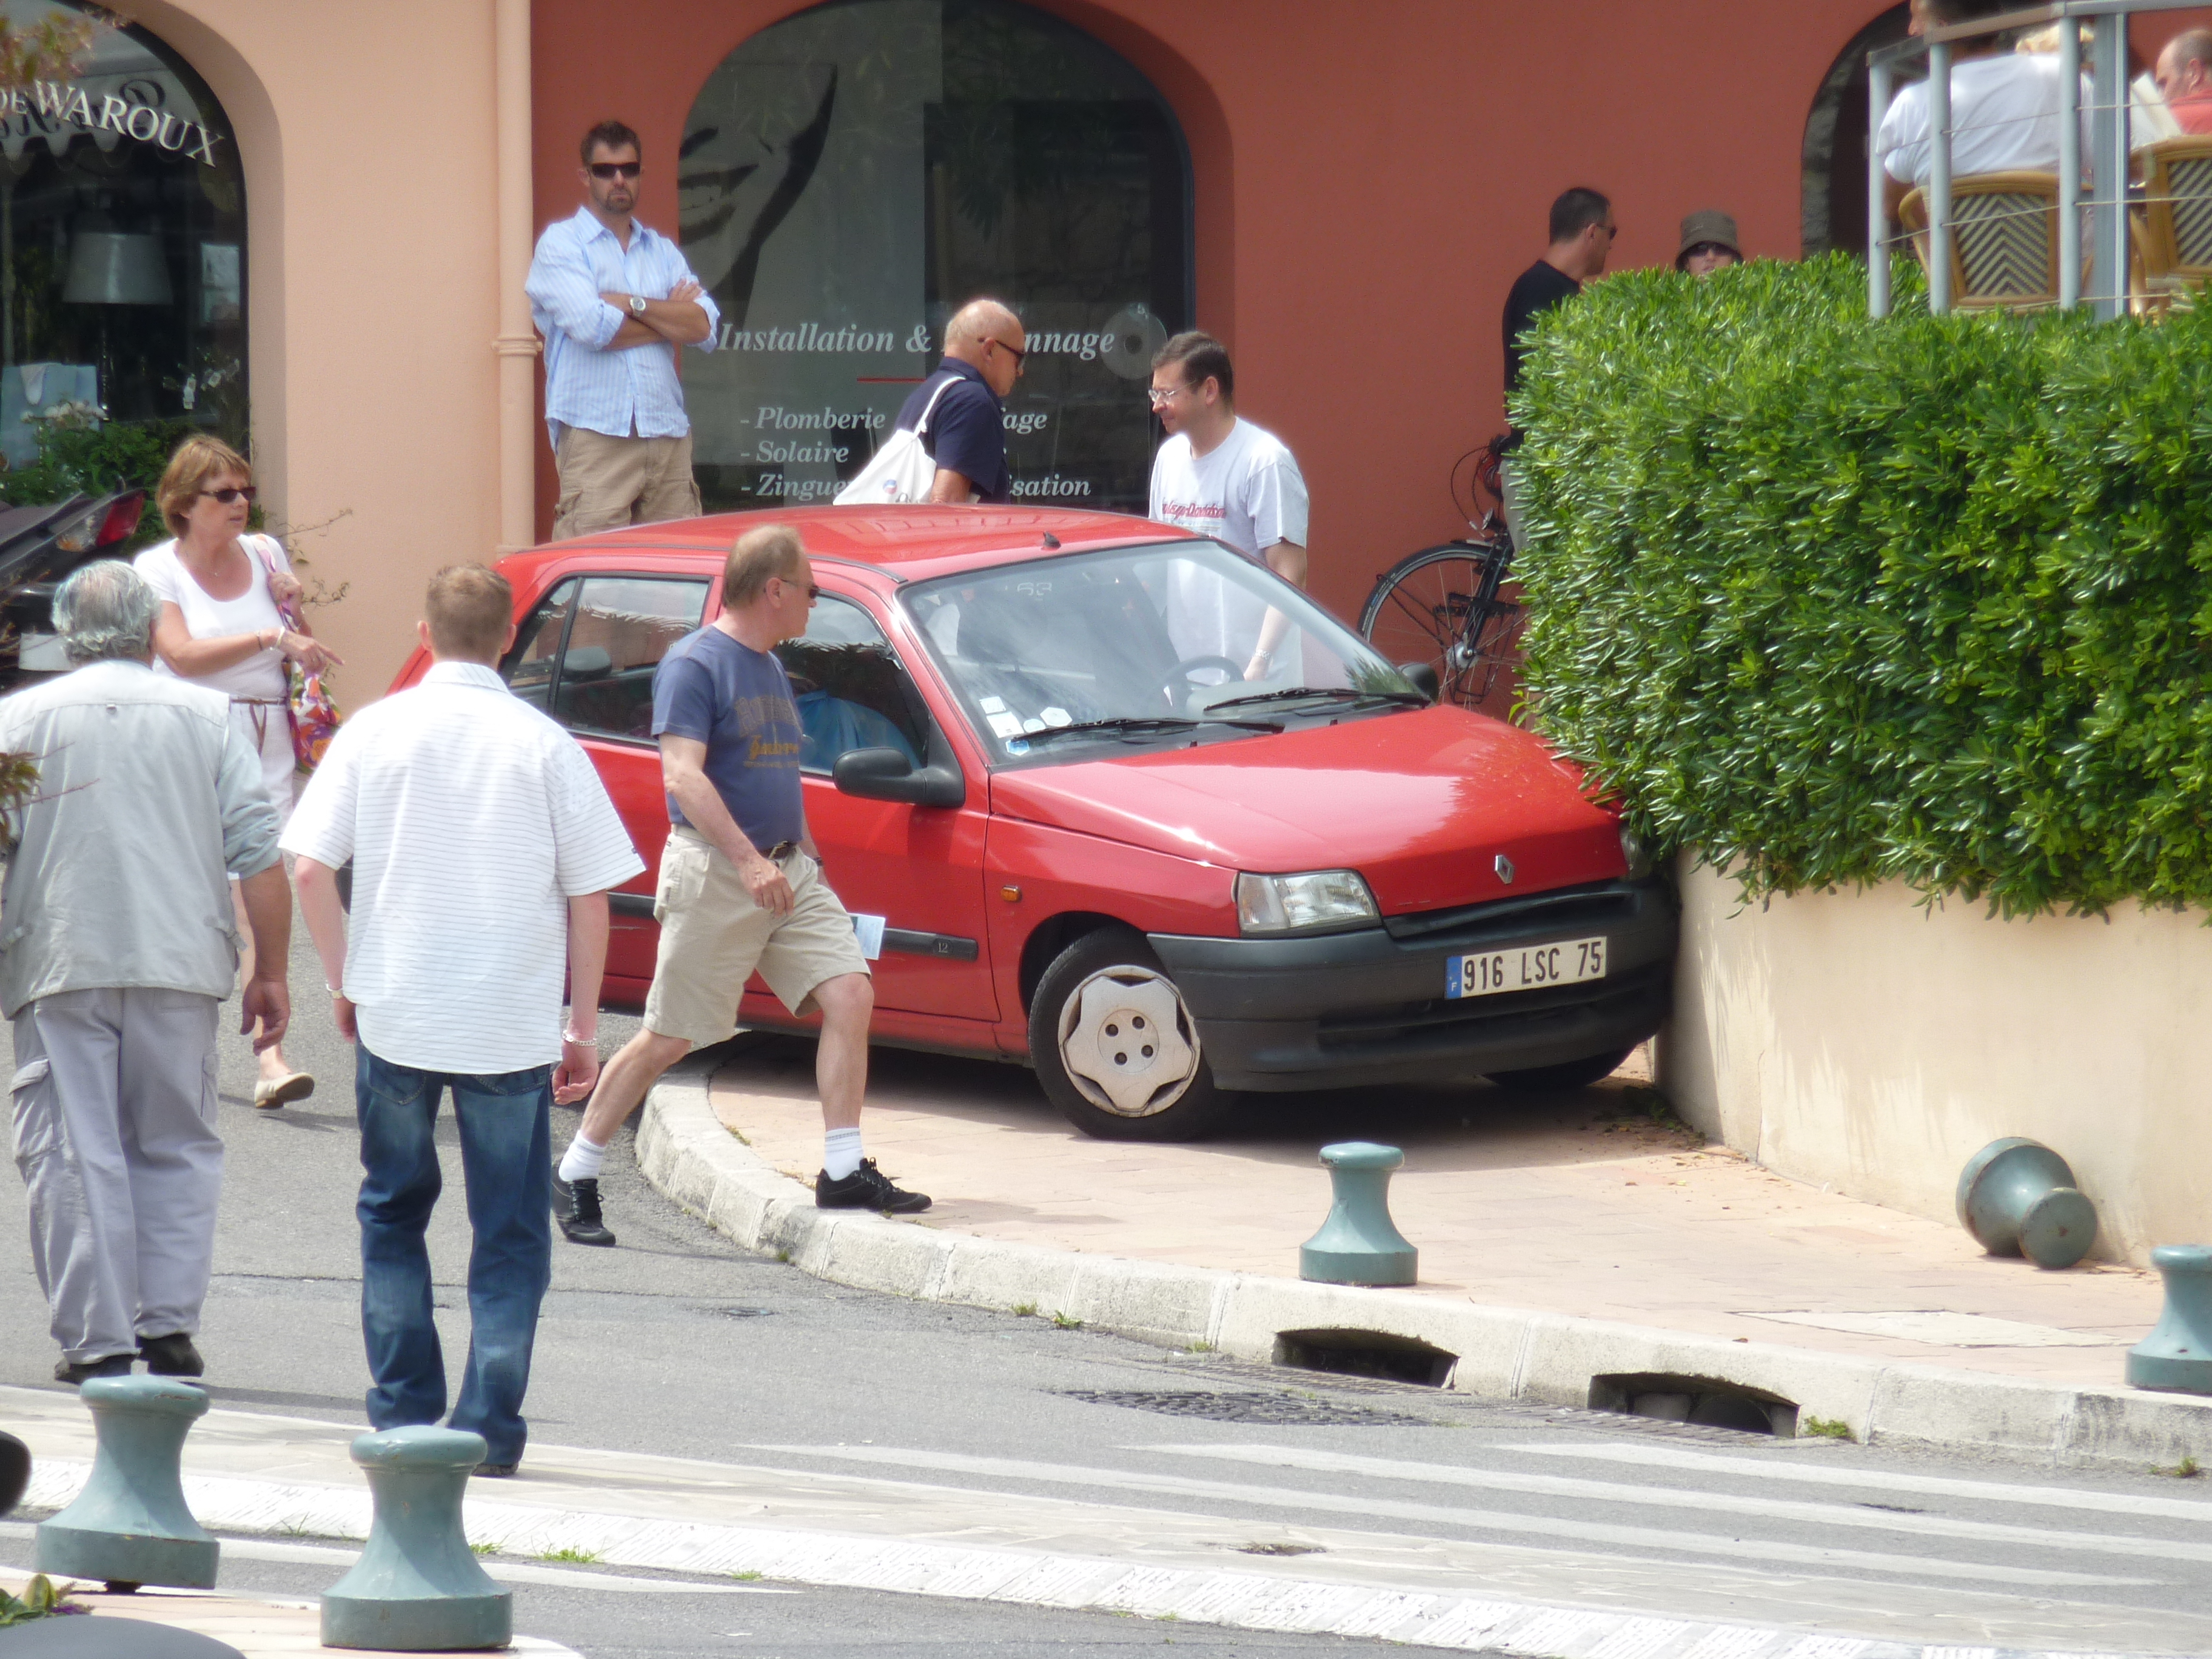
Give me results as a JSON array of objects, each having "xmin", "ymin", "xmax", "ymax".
[{"xmin": 1158, "ymin": 655, "xmax": 1244, "ymax": 709}]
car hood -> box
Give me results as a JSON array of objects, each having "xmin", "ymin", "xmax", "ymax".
[{"xmin": 985, "ymin": 706, "xmax": 1627, "ymax": 916}]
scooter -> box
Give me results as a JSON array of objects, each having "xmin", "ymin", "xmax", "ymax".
[{"xmin": 0, "ymin": 488, "xmax": 149, "ymax": 686}]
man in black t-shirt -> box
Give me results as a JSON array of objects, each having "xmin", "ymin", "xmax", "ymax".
[
  {"xmin": 896, "ymin": 298, "xmax": 1026, "ymax": 504},
  {"xmin": 1503, "ymin": 187, "xmax": 1615, "ymax": 401}
]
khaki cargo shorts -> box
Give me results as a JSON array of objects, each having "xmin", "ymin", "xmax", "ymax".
[{"xmin": 642, "ymin": 828, "xmax": 870, "ymax": 1048}]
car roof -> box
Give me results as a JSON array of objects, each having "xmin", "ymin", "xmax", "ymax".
[{"xmin": 498, "ymin": 504, "xmax": 1198, "ymax": 591}]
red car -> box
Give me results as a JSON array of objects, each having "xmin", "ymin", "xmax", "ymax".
[{"xmin": 389, "ymin": 506, "xmax": 1674, "ymax": 1141}]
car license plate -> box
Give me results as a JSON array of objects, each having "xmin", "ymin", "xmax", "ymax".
[{"xmin": 1446, "ymin": 936, "xmax": 1607, "ymax": 999}]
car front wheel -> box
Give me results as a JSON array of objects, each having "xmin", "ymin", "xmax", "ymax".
[{"xmin": 1030, "ymin": 928, "xmax": 1234, "ymax": 1141}]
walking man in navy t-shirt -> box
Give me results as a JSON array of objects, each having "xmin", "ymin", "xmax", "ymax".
[
  {"xmin": 551, "ymin": 525, "xmax": 929, "ymax": 1245},
  {"xmin": 896, "ymin": 298, "xmax": 1025, "ymax": 504}
]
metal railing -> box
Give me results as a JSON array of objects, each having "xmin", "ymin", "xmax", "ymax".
[{"xmin": 1868, "ymin": 0, "xmax": 2203, "ymax": 319}]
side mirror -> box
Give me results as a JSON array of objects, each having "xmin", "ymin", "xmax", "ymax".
[
  {"xmin": 832, "ymin": 746, "xmax": 965, "ymax": 808},
  {"xmin": 1398, "ymin": 662, "xmax": 1441, "ymax": 704}
]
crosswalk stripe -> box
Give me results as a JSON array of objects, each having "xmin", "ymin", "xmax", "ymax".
[
  {"xmin": 1142, "ymin": 1443, "xmax": 2212, "ymax": 1566},
  {"xmin": 1512, "ymin": 1441, "xmax": 2212, "ymax": 1523},
  {"xmin": 748, "ymin": 1445, "xmax": 2151, "ymax": 1589}
]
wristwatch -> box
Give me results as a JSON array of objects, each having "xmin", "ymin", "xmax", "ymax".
[{"xmin": 628, "ymin": 295, "xmax": 647, "ymax": 317}]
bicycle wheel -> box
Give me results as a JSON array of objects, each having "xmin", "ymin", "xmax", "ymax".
[{"xmin": 1359, "ymin": 541, "xmax": 1524, "ymax": 710}]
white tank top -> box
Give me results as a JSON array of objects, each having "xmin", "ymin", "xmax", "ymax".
[{"xmin": 134, "ymin": 534, "xmax": 291, "ymax": 700}]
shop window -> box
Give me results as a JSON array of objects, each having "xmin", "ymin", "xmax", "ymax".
[
  {"xmin": 776, "ymin": 594, "xmax": 927, "ymax": 771},
  {"xmin": 0, "ymin": 2, "xmax": 249, "ymax": 478},
  {"xmin": 680, "ymin": 0, "xmax": 1191, "ymax": 516}
]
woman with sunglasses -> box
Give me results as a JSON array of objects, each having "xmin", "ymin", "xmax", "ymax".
[{"xmin": 136, "ymin": 434, "xmax": 340, "ymax": 1109}]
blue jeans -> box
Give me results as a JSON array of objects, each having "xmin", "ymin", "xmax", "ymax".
[{"xmin": 355, "ymin": 1045, "xmax": 552, "ymax": 1467}]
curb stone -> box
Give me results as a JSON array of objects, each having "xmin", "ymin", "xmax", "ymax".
[{"xmin": 635, "ymin": 1061, "xmax": 2212, "ymax": 1473}]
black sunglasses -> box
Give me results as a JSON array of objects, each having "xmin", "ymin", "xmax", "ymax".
[
  {"xmin": 589, "ymin": 161, "xmax": 642, "ymax": 181},
  {"xmin": 776, "ymin": 577, "xmax": 821, "ymax": 600},
  {"xmin": 200, "ymin": 486, "xmax": 257, "ymax": 504}
]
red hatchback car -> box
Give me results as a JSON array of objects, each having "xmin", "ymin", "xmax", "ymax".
[{"xmin": 390, "ymin": 505, "xmax": 1674, "ymax": 1141}]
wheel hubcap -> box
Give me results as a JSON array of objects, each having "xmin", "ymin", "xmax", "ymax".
[{"xmin": 1057, "ymin": 965, "xmax": 1200, "ymax": 1118}]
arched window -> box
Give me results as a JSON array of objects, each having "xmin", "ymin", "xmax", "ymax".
[
  {"xmin": 1803, "ymin": 5, "xmax": 1913, "ymax": 259},
  {"xmin": 0, "ymin": 2, "xmax": 247, "ymax": 474},
  {"xmin": 680, "ymin": 0, "xmax": 1193, "ymax": 514}
]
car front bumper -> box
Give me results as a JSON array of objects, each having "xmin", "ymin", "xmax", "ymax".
[{"xmin": 1148, "ymin": 876, "xmax": 1677, "ymax": 1093}]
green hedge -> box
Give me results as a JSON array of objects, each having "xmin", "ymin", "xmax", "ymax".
[{"xmin": 1510, "ymin": 253, "xmax": 2212, "ymax": 917}]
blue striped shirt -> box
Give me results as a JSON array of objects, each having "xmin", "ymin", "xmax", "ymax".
[{"xmin": 526, "ymin": 205, "xmax": 720, "ymax": 445}]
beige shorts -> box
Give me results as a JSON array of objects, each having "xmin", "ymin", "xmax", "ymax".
[
  {"xmin": 642, "ymin": 828, "xmax": 870, "ymax": 1047},
  {"xmin": 552, "ymin": 426, "xmax": 702, "ymax": 541}
]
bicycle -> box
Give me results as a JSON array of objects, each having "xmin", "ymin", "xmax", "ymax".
[{"xmin": 1358, "ymin": 434, "xmax": 1523, "ymax": 711}]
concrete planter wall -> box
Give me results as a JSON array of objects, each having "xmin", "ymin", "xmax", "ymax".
[{"xmin": 1657, "ymin": 856, "xmax": 2212, "ymax": 1266}]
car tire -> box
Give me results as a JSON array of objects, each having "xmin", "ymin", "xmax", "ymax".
[
  {"xmin": 1030, "ymin": 927, "xmax": 1235, "ymax": 1142},
  {"xmin": 1486, "ymin": 1045, "xmax": 1635, "ymax": 1093}
]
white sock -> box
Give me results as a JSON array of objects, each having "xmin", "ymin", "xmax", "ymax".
[
  {"xmin": 823, "ymin": 1127, "xmax": 863, "ymax": 1181},
  {"xmin": 558, "ymin": 1133, "xmax": 607, "ymax": 1184}
]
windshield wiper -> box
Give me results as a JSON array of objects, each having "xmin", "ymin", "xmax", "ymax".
[
  {"xmin": 1204, "ymin": 685, "xmax": 1431, "ymax": 712},
  {"xmin": 1019, "ymin": 713, "xmax": 1284, "ymax": 746}
]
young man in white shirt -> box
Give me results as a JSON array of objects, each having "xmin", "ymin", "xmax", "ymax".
[
  {"xmin": 1147, "ymin": 332, "xmax": 1310, "ymax": 683},
  {"xmin": 286, "ymin": 565, "xmax": 643, "ymax": 1477}
]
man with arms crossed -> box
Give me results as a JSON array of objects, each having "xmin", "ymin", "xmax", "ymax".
[
  {"xmin": 552, "ymin": 525, "xmax": 928, "ymax": 1247},
  {"xmin": 3, "ymin": 561, "xmax": 288, "ymax": 1384},
  {"xmin": 1148, "ymin": 331, "xmax": 1310, "ymax": 685},
  {"xmin": 896, "ymin": 298, "xmax": 1026, "ymax": 504},
  {"xmin": 287, "ymin": 566, "xmax": 642, "ymax": 1476},
  {"xmin": 527, "ymin": 119, "xmax": 719, "ymax": 540}
]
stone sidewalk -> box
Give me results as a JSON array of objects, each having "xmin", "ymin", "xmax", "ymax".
[{"xmin": 705, "ymin": 1040, "xmax": 2164, "ymax": 1393}]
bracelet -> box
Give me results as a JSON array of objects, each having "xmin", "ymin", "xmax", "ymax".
[
  {"xmin": 326, "ymin": 984, "xmax": 344, "ymax": 997},
  {"xmin": 561, "ymin": 1025, "xmax": 596, "ymax": 1045}
]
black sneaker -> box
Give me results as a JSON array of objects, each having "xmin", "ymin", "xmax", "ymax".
[
  {"xmin": 552, "ymin": 1171, "xmax": 616, "ymax": 1247},
  {"xmin": 816, "ymin": 1158, "xmax": 931, "ymax": 1214},
  {"xmin": 137, "ymin": 1332, "xmax": 204, "ymax": 1377},
  {"xmin": 55, "ymin": 1353, "xmax": 133, "ymax": 1386}
]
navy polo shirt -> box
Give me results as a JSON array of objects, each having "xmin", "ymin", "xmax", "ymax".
[{"xmin": 896, "ymin": 357, "xmax": 1010, "ymax": 504}]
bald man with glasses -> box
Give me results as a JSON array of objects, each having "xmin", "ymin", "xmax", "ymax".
[{"xmin": 894, "ymin": 298, "xmax": 1026, "ymax": 504}]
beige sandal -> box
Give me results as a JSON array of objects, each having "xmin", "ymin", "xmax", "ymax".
[{"xmin": 253, "ymin": 1072, "xmax": 315, "ymax": 1110}]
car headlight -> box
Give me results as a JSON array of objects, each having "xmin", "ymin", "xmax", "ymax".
[
  {"xmin": 1620, "ymin": 824, "xmax": 1652, "ymax": 879},
  {"xmin": 1235, "ymin": 870, "xmax": 1379, "ymax": 936}
]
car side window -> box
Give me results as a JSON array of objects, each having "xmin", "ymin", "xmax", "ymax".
[
  {"xmin": 775, "ymin": 595, "xmax": 929, "ymax": 773},
  {"xmin": 502, "ymin": 578, "xmax": 578, "ymax": 712},
  {"xmin": 546, "ymin": 576, "xmax": 711, "ymax": 743}
]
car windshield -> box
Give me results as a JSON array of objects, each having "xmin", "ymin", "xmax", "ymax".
[{"xmin": 902, "ymin": 540, "xmax": 1420, "ymax": 765}]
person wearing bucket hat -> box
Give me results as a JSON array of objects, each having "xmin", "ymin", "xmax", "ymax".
[{"xmin": 1677, "ymin": 211, "xmax": 1743, "ymax": 277}]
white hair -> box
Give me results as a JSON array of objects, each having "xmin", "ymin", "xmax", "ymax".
[{"xmin": 53, "ymin": 560, "xmax": 159, "ymax": 663}]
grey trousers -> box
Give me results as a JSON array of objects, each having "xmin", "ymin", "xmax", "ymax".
[{"xmin": 10, "ymin": 987, "xmax": 223, "ymax": 1363}]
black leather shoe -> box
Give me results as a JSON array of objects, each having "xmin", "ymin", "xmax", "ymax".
[
  {"xmin": 137, "ymin": 1332, "xmax": 204, "ymax": 1377},
  {"xmin": 55, "ymin": 1353, "xmax": 133, "ymax": 1386},
  {"xmin": 552, "ymin": 1171, "xmax": 615, "ymax": 1246},
  {"xmin": 816, "ymin": 1158, "xmax": 931, "ymax": 1214}
]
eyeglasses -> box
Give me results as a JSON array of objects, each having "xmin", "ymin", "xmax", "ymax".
[
  {"xmin": 588, "ymin": 161, "xmax": 642, "ymax": 181},
  {"xmin": 988, "ymin": 337, "xmax": 1026, "ymax": 365},
  {"xmin": 1683, "ymin": 243, "xmax": 1737, "ymax": 262},
  {"xmin": 775, "ymin": 576, "xmax": 820, "ymax": 600},
  {"xmin": 1147, "ymin": 384, "xmax": 1191, "ymax": 405},
  {"xmin": 199, "ymin": 486, "xmax": 257, "ymax": 504}
]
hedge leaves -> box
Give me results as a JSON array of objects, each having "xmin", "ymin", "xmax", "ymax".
[{"xmin": 1511, "ymin": 253, "xmax": 2212, "ymax": 916}]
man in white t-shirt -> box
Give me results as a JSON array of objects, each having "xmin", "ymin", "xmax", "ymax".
[
  {"xmin": 1877, "ymin": 0, "xmax": 2089, "ymax": 220},
  {"xmin": 1147, "ymin": 332, "xmax": 1310, "ymax": 683}
]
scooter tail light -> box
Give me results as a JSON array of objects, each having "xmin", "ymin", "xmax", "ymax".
[{"xmin": 95, "ymin": 492, "xmax": 144, "ymax": 546}]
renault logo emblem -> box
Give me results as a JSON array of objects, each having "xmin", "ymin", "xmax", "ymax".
[{"xmin": 1494, "ymin": 854, "xmax": 1515, "ymax": 884}]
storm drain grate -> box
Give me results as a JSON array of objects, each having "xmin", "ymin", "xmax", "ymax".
[{"xmin": 1056, "ymin": 1389, "xmax": 1429, "ymax": 1427}]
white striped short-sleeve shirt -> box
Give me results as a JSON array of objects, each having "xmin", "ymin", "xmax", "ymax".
[{"xmin": 282, "ymin": 661, "xmax": 644, "ymax": 1075}]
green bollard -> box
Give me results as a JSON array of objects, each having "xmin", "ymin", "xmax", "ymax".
[
  {"xmin": 321, "ymin": 1425, "xmax": 511, "ymax": 1651},
  {"xmin": 1956, "ymin": 1136, "xmax": 2099, "ymax": 1270},
  {"xmin": 2128, "ymin": 1244, "xmax": 2212, "ymax": 1394},
  {"xmin": 1301, "ymin": 1142, "xmax": 1417, "ymax": 1285},
  {"xmin": 35, "ymin": 1375, "xmax": 217, "ymax": 1590}
]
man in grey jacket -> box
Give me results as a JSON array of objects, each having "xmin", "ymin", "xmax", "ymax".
[{"xmin": 1, "ymin": 561, "xmax": 289, "ymax": 1384}]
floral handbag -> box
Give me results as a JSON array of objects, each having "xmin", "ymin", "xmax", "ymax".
[{"xmin": 252, "ymin": 537, "xmax": 341, "ymax": 773}]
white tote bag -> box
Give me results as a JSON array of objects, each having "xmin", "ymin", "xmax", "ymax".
[{"xmin": 835, "ymin": 374, "xmax": 960, "ymax": 506}]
